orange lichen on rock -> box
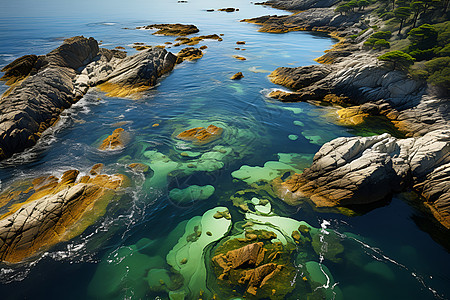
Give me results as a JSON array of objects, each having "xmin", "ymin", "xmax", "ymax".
[
  {"xmin": 0, "ymin": 168, "xmax": 127, "ymax": 263},
  {"xmin": 98, "ymin": 128, "xmax": 128, "ymax": 150},
  {"xmin": 176, "ymin": 125, "xmax": 223, "ymax": 145}
]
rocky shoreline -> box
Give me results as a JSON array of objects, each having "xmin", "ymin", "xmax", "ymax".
[
  {"xmin": 0, "ymin": 36, "xmax": 179, "ymax": 161},
  {"xmin": 245, "ymin": 0, "xmax": 450, "ymax": 228}
]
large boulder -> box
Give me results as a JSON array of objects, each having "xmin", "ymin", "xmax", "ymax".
[
  {"xmin": 277, "ymin": 130, "xmax": 450, "ymax": 228},
  {"xmin": 96, "ymin": 47, "xmax": 176, "ymax": 97},
  {"xmin": 0, "ymin": 168, "xmax": 127, "ymax": 263},
  {"xmin": 0, "ymin": 36, "xmax": 100, "ymax": 160}
]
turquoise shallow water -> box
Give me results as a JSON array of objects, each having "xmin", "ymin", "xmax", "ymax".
[{"xmin": 0, "ymin": 0, "xmax": 449, "ymax": 299}]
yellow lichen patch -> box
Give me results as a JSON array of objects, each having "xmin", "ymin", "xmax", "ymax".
[
  {"xmin": 424, "ymin": 202, "xmax": 450, "ymax": 230},
  {"xmin": 0, "ymin": 168, "xmax": 127, "ymax": 263},
  {"xmin": 337, "ymin": 107, "xmax": 369, "ymax": 126},
  {"xmin": 98, "ymin": 128, "xmax": 128, "ymax": 150},
  {"xmin": 0, "ymin": 75, "xmax": 29, "ymax": 99},
  {"xmin": 0, "ymin": 180, "xmax": 34, "ymax": 209},
  {"xmin": 97, "ymin": 81, "xmax": 151, "ymax": 98},
  {"xmin": 323, "ymin": 94, "xmax": 350, "ymax": 105}
]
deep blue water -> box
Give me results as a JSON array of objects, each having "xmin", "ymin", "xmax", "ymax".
[{"xmin": 0, "ymin": 0, "xmax": 449, "ymax": 299}]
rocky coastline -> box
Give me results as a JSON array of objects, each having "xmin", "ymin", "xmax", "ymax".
[
  {"xmin": 245, "ymin": 0, "xmax": 450, "ymax": 228},
  {"xmin": 0, "ymin": 36, "xmax": 177, "ymax": 161}
]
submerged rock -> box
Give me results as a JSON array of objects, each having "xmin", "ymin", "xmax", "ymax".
[
  {"xmin": 98, "ymin": 128, "xmax": 129, "ymax": 150},
  {"xmin": 0, "ymin": 168, "xmax": 127, "ymax": 263},
  {"xmin": 176, "ymin": 125, "xmax": 223, "ymax": 145},
  {"xmin": 166, "ymin": 207, "xmax": 232, "ymax": 297},
  {"xmin": 88, "ymin": 245, "xmax": 169, "ymax": 299}
]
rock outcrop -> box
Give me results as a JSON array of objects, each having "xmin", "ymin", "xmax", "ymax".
[
  {"xmin": 0, "ymin": 168, "xmax": 127, "ymax": 262},
  {"xmin": 176, "ymin": 47, "xmax": 203, "ymax": 63},
  {"xmin": 0, "ymin": 54, "xmax": 38, "ymax": 85},
  {"xmin": 242, "ymin": 7, "xmax": 362, "ymax": 33},
  {"xmin": 0, "ymin": 37, "xmax": 177, "ymax": 160},
  {"xmin": 173, "ymin": 34, "xmax": 223, "ymax": 47},
  {"xmin": 277, "ymin": 130, "xmax": 450, "ymax": 228},
  {"xmin": 230, "ymin": 72, "xmax": 244, "ymax": 80},
  {"xmin": 95, "ymin": 47, "xmax": 177, "ymax": 97},
  {"xmin": 260, "ymin": 0, "xmax": 340, "ymax": 11},
  {"xmin": 136, "ymin": 24, "xmax": 199, "ymax": 36},
  {"xmin": 0, "ymin": 36, "xmax": 99, "ymax": 161}
]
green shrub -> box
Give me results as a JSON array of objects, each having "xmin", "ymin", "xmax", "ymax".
[
  {"xmin": 363, "ymin": 37, "xmax": 378, "ymax": 47},
  {"xmin": 409, "ymin": 48, "xmax": 437, "ymax": 60},
  {"xmin": 374, "ymin": 39, "xmax": 391, "ymax": 49},
  {"xmin": 409, "ymin": 68, "xmax": 429, "ymax": 80},
  {"xmin": 378, "ymin": 50, "xmax": 415, "ymax": 70},
  {"xmin": 438, "ymin": 44, "xmax": 450, "ymax": 56},
  {"xmin": 408, "ymin": 24, "xmax": 438, "ymax": 49},
  {"xmin": 425, "ymin": 57, "xmax": 450, "ymax": 72},
  {"xmin": 428, "ymin": 67, "xmax": 450, "ymax": 92},
  {"xmin": 434, "ymin": 21, "xmax": 450, "ymax": 47},
  {"xmin": 371, "ymin": 31, "xmax": 392, "ymax": 40},
  {"xmin": 380, "ymin": 12, "xmax": 395, "ymax": 20}
]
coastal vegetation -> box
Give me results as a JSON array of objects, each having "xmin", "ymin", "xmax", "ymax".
[{"xmin": 337, "ymin": 0, "xmax": 449, "ymax": 93}]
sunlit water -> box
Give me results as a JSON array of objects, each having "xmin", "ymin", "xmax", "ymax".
[{"xmin": 0, "ymin": 0, "xmax": 449, "ymax": 299}]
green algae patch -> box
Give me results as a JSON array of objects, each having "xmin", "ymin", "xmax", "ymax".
[
  {"xmin": 169, "ymin": 185, "xmax": 215, "ymax": 204},
  {"xmin": 166, "ymin": 207, "xmax": 232, "ymax": 298},
  {"xmin": 232, "ymin": 161, "xmax": 300, "ymax": 184},
  {"xmin": 88, "ymin": 245, "xmax": 170, "ymax": 299}
]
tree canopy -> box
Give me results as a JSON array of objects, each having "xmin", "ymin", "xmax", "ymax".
[
  {"xmin": 408, "ymin": 24, "xmax": 438, "ymax": 48},
  {"xmin": 378, "ymin": 50, "xmax": 415, "ymax": 70}
]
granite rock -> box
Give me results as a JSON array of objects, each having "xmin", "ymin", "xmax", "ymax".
[
  {"xmin": 0, "ymin": 169, "xmax": 126, "ymax": 262},
  {"xmin": 278, "ymin": 130, "xmax": 450, "ymax": 228}
]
